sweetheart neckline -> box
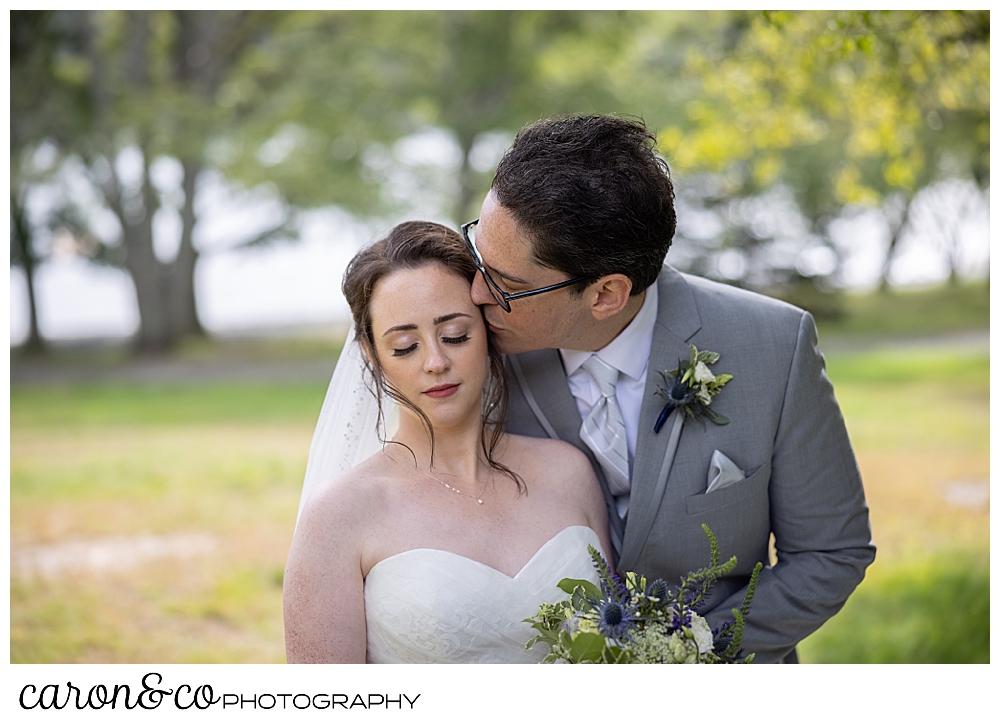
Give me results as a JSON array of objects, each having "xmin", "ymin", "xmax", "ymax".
[{"xmin": 365, "ymin": 525, "xmax": 599, "ymax": 582}]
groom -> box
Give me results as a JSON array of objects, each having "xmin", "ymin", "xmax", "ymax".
[{"xmin": 465, "ymin": 115, "xmax": 875, "ymax": 664}]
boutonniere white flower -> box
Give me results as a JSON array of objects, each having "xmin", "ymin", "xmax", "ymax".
[{"xmin": 653, "ymin": 345, "xmax": 733, "ymax": 433}]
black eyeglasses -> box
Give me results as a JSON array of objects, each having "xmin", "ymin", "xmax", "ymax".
[{"xmin": 461, "ymin": 219, "xmax": 588, "ymax": 313}]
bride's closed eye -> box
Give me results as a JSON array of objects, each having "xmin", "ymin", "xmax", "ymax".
[
  {"xmin": 392, "ymin": 343, "xmax": 418, "ymax": 357},
  {"xmin": 391, "ymin": 334, "xmax": 468, "ymax": 356}
]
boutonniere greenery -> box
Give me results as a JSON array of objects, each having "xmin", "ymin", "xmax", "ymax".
[{"xmin": 653, "ymin": 345, "xmax": 733, "ymax": 433}]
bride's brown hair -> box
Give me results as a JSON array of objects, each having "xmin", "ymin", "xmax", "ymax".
[{"xmin": 342, "ymin": 220, "xmax": 524, "ymax": 491}]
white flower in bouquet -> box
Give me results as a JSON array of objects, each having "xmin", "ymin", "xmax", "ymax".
[{"xmin": 690, "ymin": 614, "xmax": 714, "ymax": 654}]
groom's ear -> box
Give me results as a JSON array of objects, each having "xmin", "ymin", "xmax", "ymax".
[{"xmin": 588, "ymin": 274, "xmax": 634, "ymax": 321}]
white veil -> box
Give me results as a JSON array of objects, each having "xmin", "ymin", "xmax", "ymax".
[{"xmin": 296, "ymin": 323, "xmax": 397, "ymax": 526}]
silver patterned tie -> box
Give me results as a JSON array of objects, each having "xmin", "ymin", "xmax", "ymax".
[{"xmin": 579, "ymin": 355, "xmax": 631, "ymax": 496}]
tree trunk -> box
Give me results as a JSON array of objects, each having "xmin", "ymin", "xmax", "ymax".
[
  {"xmin": 455, "ymin": 133, "xmax": 478, "ymax": 224},
  {"xmin": 10, "ymin": 191, "xmax": 44, "ymax": 352},
  {"xmin": 22, "ymin": 249, "xmax": 44, "ymax": 352},
  {"xmin": 877, "ymin": 194, "xmax": 913, "ymax": 293},
  {"xmin": 172, "ymin": 158, "xmax": 204, "ymax": 337},
  {"xmin": 121, "ymin": 145, "xmax": 175, "ymax": 354},
  {"xmin": 123, "ymin": 220, "xmax": 173, "ymax": 353}
]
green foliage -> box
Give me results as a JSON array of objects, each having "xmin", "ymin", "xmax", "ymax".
[
  {"xmin": 740, "ymin": 561, "xmax": 763, "ymax": 619},
  {"xmin": 557, "ymin": 577, "xmax": 601, "ymax": 600},
  {"xmin": 703, "ymin": 522, "xmax": 720, "ymax": 567},
  {"xmin": 231, "ymin": 10, "xmax": 654, "ymax": 222},
  {"xmin": 799, "ymin": 552, "xmax": 989, "ymax": 663},
  {"xmin": 569, "ymin": 632, "xmax": 606, "ymax": 662},
  {"xmin": 721, "ymin": 609, "xmax": 745, "ymax": 660},
  {"xmin": 666, "ymin": 11, "xmax": 989, "ymax": 209},
  {"xmin": 525, "ymin": 529, "xmax": 757, "ymax": 663}
]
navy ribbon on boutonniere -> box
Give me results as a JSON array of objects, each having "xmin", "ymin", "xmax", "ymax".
[{"xmin": 653, "ymin": 345, "xmax": 732, "ymax": 433}]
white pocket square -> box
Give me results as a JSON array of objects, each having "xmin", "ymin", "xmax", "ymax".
[{"xmin": 705, "ymin": 450, "xmax": 745, "ymax": 494}]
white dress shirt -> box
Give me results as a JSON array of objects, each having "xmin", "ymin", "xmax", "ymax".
[{"xmin": 559, "ymin": 282, "xmax": 658, "ymax": 520}]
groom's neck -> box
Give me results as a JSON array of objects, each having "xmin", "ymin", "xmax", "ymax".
[{"xmin": 562, "ymin": 290, "xmax": 646, "ymax": 353}]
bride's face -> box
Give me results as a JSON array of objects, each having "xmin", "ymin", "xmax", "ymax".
[{"xmin": 369, "ymin": 262, "xmax": 489, "ymax": 429}]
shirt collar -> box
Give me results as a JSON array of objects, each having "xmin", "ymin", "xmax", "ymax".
[{"xmin": 559, "ymin": 281, "xmax": 658, "ymax": 381}]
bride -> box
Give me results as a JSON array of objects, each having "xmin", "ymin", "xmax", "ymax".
[{"xmin": 284, "ymin": 221, "xmax": 613, "ymax": 663}]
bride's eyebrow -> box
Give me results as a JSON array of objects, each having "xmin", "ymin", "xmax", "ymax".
[
  {"xmin": 433, "ymin": 313, "xmax": 471, "ymax": 325},
  {"xmin": 382, "ymin": 323, "xmax": 416, "ymax": 337},
  {"xmin": 381, "ymin": 313, "xmax": 471, "ymax": 337}
]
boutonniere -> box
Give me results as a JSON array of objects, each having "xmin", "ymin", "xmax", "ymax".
[{"xmin": 653, "ymin": 345, "xmax": 733, "ymax": 433}]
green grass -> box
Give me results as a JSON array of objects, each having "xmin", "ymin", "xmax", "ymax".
[
  {"xmin": 823, "ymin": 350, "xmax": 989, "ymax": 453},
  {"xmin": 814, "ymin": 280, "xmax": 989, "ymax": 340},
  {"xmin": 10, "ymin": 332, "xmax": 345, "ymax": 367},
  {"xmin": 10, "ymin": 382, "xmax": 328, "ymax": 428},
  {"xmin": 825, "ymin": 348, "xmax": 989, "ymax": 387},
  {"xmin": 799, "ymin": 551, "xmax": 990, "ymax": 663},
  {"xmin": 9, "ymin": 337, "xmax": 990, "ymax": 663}
]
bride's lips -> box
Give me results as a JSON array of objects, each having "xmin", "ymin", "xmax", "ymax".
[{"xmin": 423, "ymin": 383, "xmax": 460, "ymax": 399}]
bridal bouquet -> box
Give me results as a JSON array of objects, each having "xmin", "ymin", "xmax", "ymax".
[{"xmin": 525, "ymin": 525, "xmax": 762, "ymax": 664}]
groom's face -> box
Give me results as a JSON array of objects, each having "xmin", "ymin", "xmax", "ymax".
[{"xmin": 470, "ymin": 191, "xmax": 596, "ymax": 355}]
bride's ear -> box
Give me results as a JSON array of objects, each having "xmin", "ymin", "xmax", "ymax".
[{"xmin": 360, "ymin": 341, "xmax": 376, "ymax": 369}]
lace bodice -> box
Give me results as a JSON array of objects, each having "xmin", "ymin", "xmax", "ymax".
[{"xmin": 364, "ymin": 526, "xmax": 602, "ymax": 664}]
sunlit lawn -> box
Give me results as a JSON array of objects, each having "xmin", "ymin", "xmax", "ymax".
[
  {"xmin": 11, "ymin": 385, "xmax": 324, "ymax": 663},
  {"xmin": 10, "ymin": 345, "xmax": 989, "ymax": 663},
  {"xmin": 796, "ymin": 348, "xmax": 989, "ymax": 663}
]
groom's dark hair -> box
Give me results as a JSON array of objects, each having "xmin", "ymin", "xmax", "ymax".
[{"xmin": 492, "ymin": 114, "xmax": 676, "ymax": 295}]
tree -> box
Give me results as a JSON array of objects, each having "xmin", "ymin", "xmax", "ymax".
[
  {"xmin": 658, "ymin": 10, "xmax": 989, "ymax": 290},
  {"xmin": 10, "ymin": 10, "xmax": 296, "ymax": 352},
  {"xmin": 217, "ymin": 11, "xmax": 658, "ymax": 225},
  {"xmin": 10, "ymin": 11, "xmax": 88, "ymax": 351}
]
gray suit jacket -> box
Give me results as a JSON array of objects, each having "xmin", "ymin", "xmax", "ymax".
[{"xmin": 505, "ymin": 265, "xmax": 876, "ymax": 663}]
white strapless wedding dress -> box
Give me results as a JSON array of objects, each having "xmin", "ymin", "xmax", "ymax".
[{"xmin": 364, "ymin": 526, "xmax": 602, "ymax": 663}]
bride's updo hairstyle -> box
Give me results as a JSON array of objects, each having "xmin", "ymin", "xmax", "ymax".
[{"xmin": 343, "ymin": 220, "xmax": 523, "ymax": 491}]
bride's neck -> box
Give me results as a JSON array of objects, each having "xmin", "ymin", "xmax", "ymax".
[{"xmin": 391, "ymin": 410, "xmax": 487, "ymax": 479}]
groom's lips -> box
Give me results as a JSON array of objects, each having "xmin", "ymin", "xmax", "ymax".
[{"xmin": 423, "ymin": 384, "xmax": 460, "ymax": 399}]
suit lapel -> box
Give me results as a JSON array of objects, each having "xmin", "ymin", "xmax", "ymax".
[
  {"xmin": 508, "ymin": 348, "xmax": 625, "ymax": 559},
  {"xmin": 620, "ymin": 266, "xmax": 702, "ymax": 564}
]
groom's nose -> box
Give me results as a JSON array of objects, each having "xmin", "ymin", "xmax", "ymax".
[{"xmin": 470, "ymin": 271, "xmax": 498, "ymax": 307}]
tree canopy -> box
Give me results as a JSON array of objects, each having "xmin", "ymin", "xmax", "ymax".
[{"xmin": 11, "ymin": 10, "xmax": 989, "ymax": 350}]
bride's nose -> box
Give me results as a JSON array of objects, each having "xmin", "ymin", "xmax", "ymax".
[{"xmin": 423, "ymin": 343, "xmax": 450, "ymax": 374}]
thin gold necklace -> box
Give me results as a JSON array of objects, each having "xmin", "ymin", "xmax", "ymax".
[{"xmin": 414, "ymin": 465, "xmax": 489, "ymax": 505}]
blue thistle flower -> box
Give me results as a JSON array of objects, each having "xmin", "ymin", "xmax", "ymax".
[
  {"xmin": 596, "ymin": 599, "xmax": 638, "ymax": 642},
  {"xmin": 647, "ymin": 578, "xmax": 669, "ymax": 602},
  {"xmin": 654, "ymin": 367, "xmax": 698, "ymax": 432},
  {"xmin": 667, "ymin": 378, "xmax": 696, "ymax": 406}
]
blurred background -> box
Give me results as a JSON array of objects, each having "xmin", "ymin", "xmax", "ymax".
[{"xmin": 10, "ymin": 10, "xmax": 989, "ymax": 663}]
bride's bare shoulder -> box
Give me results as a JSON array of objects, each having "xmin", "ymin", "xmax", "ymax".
[
  {"xmin": 295, "ymin": 452, "xmax": 393, "ymax": 539},
  {"xmin": 501, "ymin": 434, "xmax": 595, "ymax": 482}
]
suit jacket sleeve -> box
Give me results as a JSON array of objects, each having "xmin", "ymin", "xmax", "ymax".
[{"xmin": 702, "ymin": 311, "xmax": 876, "ymax": 662}]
